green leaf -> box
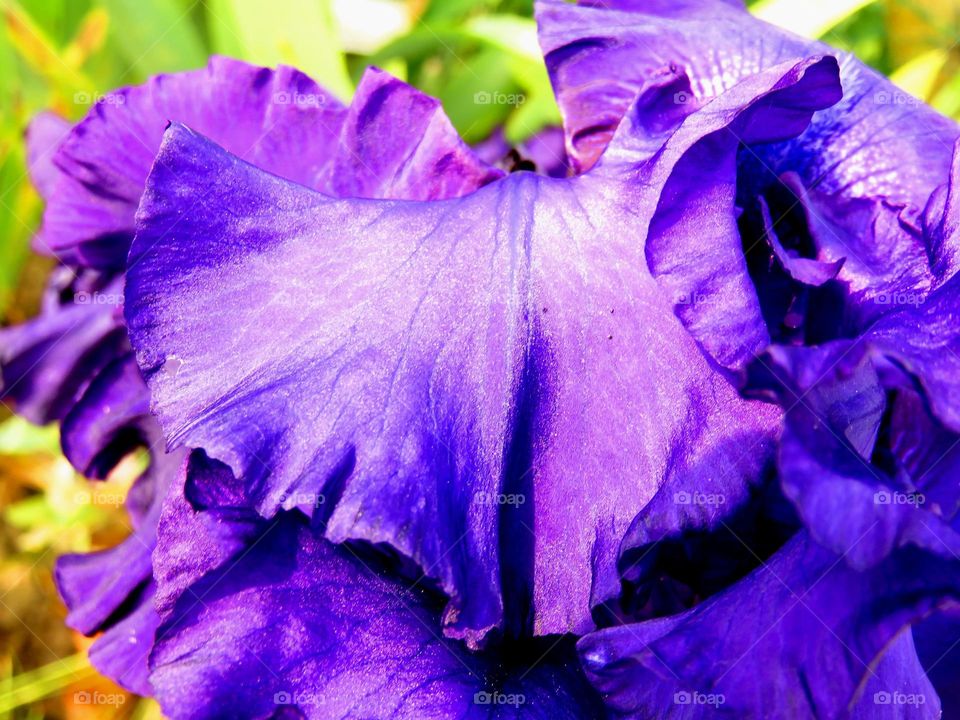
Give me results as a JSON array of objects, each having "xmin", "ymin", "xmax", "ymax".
[
  {"xmin": 0, "ymin": 145, "xmax": 35, "ymax": 319},
  {"xmin": 889, "ymin": 47, "xmax": 948, "ymax": 100},
  {"xmin": 19, "ymin": 0, "xmax": 91, "ymax": 46},
  {"xmin": 205, "ymin": 0, "xmax": 352, "ymax": 101},
  {"xmin": 98, "ymin": 0, "xmax": 206, "ymax": 76},
  {"xmin": 378, "ymin": 57, "xmax": 407, "ymax": 82},
  {"xmin": 366, "ymin": 25, "xmax": 459, "ymax": 71},
  {"xmin": 372, "ymin": 14, "xmax": 560, "ymax": 143},
  {"xmin": 504, "ymin": 81, "xmax": 559, "ymax": 143},
  {"xmin": 0, "ymin": 653, "xmax": 97, "ymax": 715},
  {"xmin": 0, "ymin": 416, "xmax": 60, "ymax": 455},
  {"xmin": 751, "ymin": 0, "xmax": 877, "ymax": 39},
  {"xmin": 422, "ymin": 0, "xmax": 496, "ymax": 23},
  {"xmin": 3, "ymin": 0, "xmax": 93, "ymax": 96},
  {"xmin": 461, "ymin": 15, "xmax": 560, "ymax": 142},
  {"xmin": 462, "ymin": 14, "xmax": 541, "ymax": 64},
  {"xmin": 0, "ymin": 20, "xmax": 16, "ymax": 114},
  {"xmin": 932, "ymin": 66, "xmax": 960, "ymax": 119},
  {"xmin": 437, "ymin": 48, "xmax": 516, "ymax": 143}
]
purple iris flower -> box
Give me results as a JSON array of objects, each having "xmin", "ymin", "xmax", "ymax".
[
  {"xmin": 3, "ymin": 0, "xmax": 960, "ymax": 717},
  {"xmin": 3, "ymin": 57, "xmax": 504, "ymax": 696}
]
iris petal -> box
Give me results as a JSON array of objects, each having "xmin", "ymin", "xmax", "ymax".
[
  {"xmin": 580, "ymin": 532, "xmax": 948, "ymax": 719},
  {"xmin": 54, "ymin": 447, "xmax": 185, "ymax": 635},
  {"xmin": 537, "ymin": 0, "xmax": 960, "ymax": 361},
  {"xmin": 37, "ymin": 56, "xmax": 347, "ymax": 269},
  {"xmin": 3, "ymin": 59, "xmax": 510, "ymax": 695},
  {"xmin": 35, "ymin": 58, "xmax": 502, "ymax": 270},
  {"xmin": 86, "ymin": 583, "xmax": 161, "ymax": 695},
  {"xmin": 125, "ymin": 57, "xmax": 836, "ymax": 644},
  {"xmin": 867, "ymin": 274, "xmax": 960, "ymax": 433},
  {"xmin": 24, "ymin": 111, "xmax": 70, "ymax": 201},
  {"xmin": 0, "ymin": 272, "xmax": 126, "ymax": 425},
  {"xmin": 60, "ymin": 353, "xmax": 152, "ymax": 478},
  {"xmin": 150, "ymin": 459, "xmax": 602, "ymax": 720},
  {"xmin": 318, "ymin": 67, "xmax": 503, "ymax": 199}
]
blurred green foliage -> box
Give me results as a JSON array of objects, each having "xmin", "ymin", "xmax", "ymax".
[{"xmin": 0, "ymin": 0, "xmax": 958, "ymax": 717}]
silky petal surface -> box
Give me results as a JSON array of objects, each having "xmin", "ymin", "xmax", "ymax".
[
  {"xmin": 36, "ymin": 58, "xmax": 504, "ymax": 269},
  {"xmin": 55, "ymin": 447, "xmax": 185, "ymax": 635},
  {"xmin": 87, "ymin": 582, "xmax": 161, "ymax": 695},
  {"xmin": 914, "ymin": 612, "xmax": 960, "ymax": 714},
  {"xmin": 0, "ymin": 274, "xmax": 126, "ymax": 424},
  {"xmin": 535, "ymin": 0, "xmax": 814, "ymax": 173},
  {"xmin": 612, "ymin": 339, "xmax": 884, "ymax": 622},
  {"xmin": 150, "ymin": 461, "xmax": 603, "ymax": 720},
  {"xmin": 630, "ymin": 58, "xmax": 841, "ymax": 367},
  {"xmin": 757, "ymin": 194, "xmax": 845, "ymax": 287},
  {"xmin": 319, "ymin": 67, "xmax": 503, "ymax": 199},
  {"xmin": 866, "ymin": 273, "xmax": 960, "ymax": 433},
  {"xmin": 580, "ymin": 532, "xmax": 949, "ymax": 719},
  {"xmin": 886, "ymin": 389, "xmax": 960, "ymax": 521},
  {"xmin": 39, "ymin": 57, "xmax": 347, "ymax": 268},
  {"xmin": 537, "ymin": 0, "xmax": 960, "ymax": 364},
  {"xmin": 124, "ymin": 72, "xmax": 825, "ymax": 640},
  {"xmin": 536, "ymin": 0, "xmax": 958, "ymax": 195},
  {"xmin": 925, "ymin": 139, "xmax": 960, "ymax": 283},
  {"xmin": 25, "ymin": 111, "xmax": 70, "ymax": 200},
  {"xmin": 60, "ymin": 353, "xmax": 152, "ymax": 478},
  {"xmin": 152, "ymin": 452, "xmax": 261, "ymax": 621}
]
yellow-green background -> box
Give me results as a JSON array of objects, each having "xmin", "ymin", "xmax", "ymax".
[{"xmin": 1, "ymin": 0, "xmax": 958, "ymax": 717}]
